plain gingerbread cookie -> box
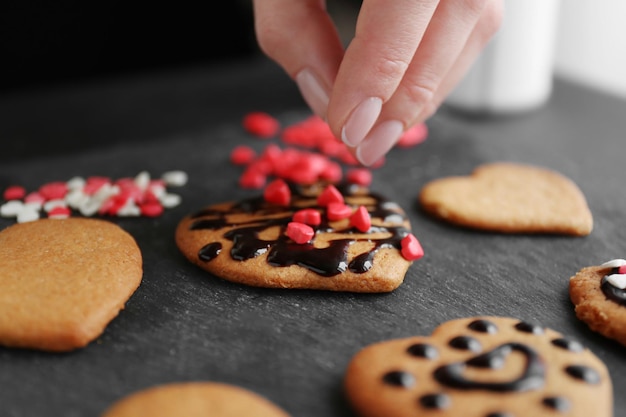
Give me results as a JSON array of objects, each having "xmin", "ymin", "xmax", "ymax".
[
  {"xmin": 0, "ymin": 218, "xmax": 143, "ymax": 351},
  {"xmin": 419, "ymin": 162, "xmax": 593, "ymax": 236},
  {"xmin": 570, "ymin": 258, "xmax": 626, "ymax": 346},
  {"xmin": 344, "ymin": 316, "xmax": 611, "ymax": 417},
  {"xmin": 176, "ymin": 182, "xmax": 421, "ymax": 293},
  {"xmin": 101, "ymin": 382, "xmax": 291, "ymax": 417}
]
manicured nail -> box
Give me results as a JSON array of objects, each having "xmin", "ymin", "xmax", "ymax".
[
  {"xmin": 341, "ymin": 97, "xmax": 383, "ymax": 147},
  {"xmin": 356, "ymin": 120, "xmax": 404, "ymax": 166},
  {"xmin": 295, "ymin": 68, "xmax": 330, "ymax": 119}
]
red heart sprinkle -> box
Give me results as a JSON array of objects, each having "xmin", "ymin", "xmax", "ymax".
[
  {"xmin": 401, "ymin": 234, "xmax": 424, "ymax": 261},
  {"xmin": 327, "ymin": 202, "xmax": 353, "ymax": 221},
  {"xmin": 264, "ymin": 178, "xmax": 291, "ymax": 206},
  {"xmin": 293, "ymin": 208, "xmax": 321, "ymax": 226},
  {"xmin": 286, "ymin": 222, "xmax": 314, "ymax": 244},
  {"xmin": 618, "ymin": 265, "xmax": 626, "ymax": 275},
  {"xmin": 317, "ymin": 184, "xmax": 344, "ymax": 206},
  {"xmin": 350, "ymin": 205, "xmax": 371, "ymax": 232}
]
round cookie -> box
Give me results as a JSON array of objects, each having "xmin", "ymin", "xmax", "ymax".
[
  {"xmin": 101, "ymin": 382, "xmax": 291, "ymax": 417},
  {"xmin": 419, "ymin": 162, "xmax": 593, "ymax": 236},
  {"xmin": 175, "ymin": 182, "xmax": 420, "ymax": 293},
  {"xmin": 570, "ymin": 258, "xmax": 626, "ymax": 346},
  {"xmin": 344, "ymin": 316, "xmax": 611, "ymax": 417},
  {"xmin": 0, "ymin": 218, "xmax": 143, "ymax": 351}
]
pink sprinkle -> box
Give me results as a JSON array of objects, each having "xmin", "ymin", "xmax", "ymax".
[
  {"xmin": 230, "ymin": 145, "xmax": 257, "ymax": 165},
  {"xmin": 24, "ymin": 192, "xmax": 45, "ymax": 204},
  {"xmin": 396, "ymin": 123, "xmax": 428, "ymax": 148},
  {"xmin": 243, "ymin": 111, "xmax": 281, "ymax": 138},
  {"xmin": 350, "ymin": 206, "xmax": 371, "ymax": 232},
  {"xmin": 286, "ymin": 222, "xmax": 314, "ymax": 244},
  {"xmin": 3, "ymin": 185, "xmax": 26, "ymax": 201},
  {"xmin": 263, "ymin": 178, "xmax": 291, "ymax": 206},
  {"xmin": 619, "ymin": 265, "xmax": 626, "ymax": 275},
  {"xmin": 400, "ymin": 234, "xmax": 424, "ymax": 261},
  {"xmin": 293, "ymin": 208, "xmax": 322, "ymax": 226},
  {"xmin": 39, "ymin": 182, "xmax": 68, "ymax": 200},
  {"xmin": 140, "ymin": 201, "xmax": 164, "ymax": 217},
  {"xmin": 326, "ymin": 202, "xmax": 353, "ymax": 221},
  {"xmin": 317, "ymin": 184, "xmax": 344, "ymax": 207},
  {"xmin": 346, "ymin": 168, "xmax": 372, "ymax": 186},
  {"xmin": 48, "ymin": 206, "xmax": 71, "ymax": 219}
]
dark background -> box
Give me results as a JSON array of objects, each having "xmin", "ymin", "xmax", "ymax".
[{"xmin": 0, "ymin": 1, "xmax": 258, "ymax": 93}]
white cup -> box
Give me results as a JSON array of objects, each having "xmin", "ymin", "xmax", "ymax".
[{"xmin": 445, "ymin": 0, "xmax": 561, "ymax": 114}]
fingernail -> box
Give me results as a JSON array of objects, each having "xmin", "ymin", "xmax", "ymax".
[
  {"xmin": 295, "ymin": 68, "xmax": 330, "ymax": 119},
  {"xmin": 341, "ymin": 97, "xmax": 383, "ymax": 147},
  {"xmin": 356, "ymin": 120, "xmax": 404, "ymax": 166}
]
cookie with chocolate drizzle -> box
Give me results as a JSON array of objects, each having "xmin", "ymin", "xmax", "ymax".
[
  {"xmin": 175, "ymin": 182, "xmax": 419, "ymax": 292},
  {"xmin": 344, "ymin": 316, "xmax": 611, "ymax": 417}
]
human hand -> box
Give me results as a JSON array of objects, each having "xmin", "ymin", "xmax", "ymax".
[{"xmin": 252, "ymin": 0, "xmax": 504, "ymax": 166}]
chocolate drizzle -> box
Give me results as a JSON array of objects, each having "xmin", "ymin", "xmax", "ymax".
[
  {"xmin": 434, "ymin": 343, "xmax": 545, "ymax": 392},
  {"xmin": 188, "ymin": 183, "xmax": 410, "ymax": 277}
]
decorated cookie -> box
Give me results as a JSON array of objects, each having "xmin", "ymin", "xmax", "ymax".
[
  {"xmin": 175, "ymin": 181, "xmax": 423, "ymax": 292},
  {"xmin": 570, "ymin": 258, "xmax": 626, "ymax": 346},
  {"xmin": 419, "ymin": 162, "xmax": 593, "ymax": 236},
  {"xmin": 344, "ymin": 316, "xmax": 611, "ymax": 417},
  {"xmin": 0, "ymin": 218, "xmax": 143, "ymax": 351},
  {"xmin": 101, "ymin": 382, "xmax": 291, "ymax": 417}
]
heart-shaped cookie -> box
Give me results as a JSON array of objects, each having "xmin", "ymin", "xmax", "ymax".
[
  {"xmin": 419, "ymin": 162, "xmax": 593, "ymax": 236},
  {"xmin": 176, "ymin": 182, "xmax": 421, "ymax": 293},
  {"xmin": 344, "ymin": 316, "xmax": 611, "ymax": 417},
  {"xmin": 0, "ymin": 218, "xmax": 143, "ymax": 351}
]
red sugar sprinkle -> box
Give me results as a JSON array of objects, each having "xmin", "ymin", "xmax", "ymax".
[
  {"xmin": 239, "ymin": 167, "xmax": 267, "ymax": 189},
  {"xmin": 140, "ymin": 201, "xmax": 164, "ymax": 217},
  {"xmin": 346, "ymin": 168, "xmax": 372, "ymax": 186},
  {"xmin": 326, "ymin": 202, "xmax": 353, "ymax": 221},
  {"xmin": 401, "ymin": 233, "xmax": 424, "ymax": 261},
  {"xmin": 619, "ymin": 265, "xmax": 626, "ymax": 275},
  {"xmin": 230, "ymin": 145, "xmax": 257, "ymax": 165},
  {"xmin": 263, "ymin": 178, "xmax": 291, "ymax": 206},
  {"xmin": 24, "ymin": 192, "xmax": 45, "ymax": 204},
  {"xmin": 396, "ymin": 123, "xmax": 428, "ymax": 148},
  {"xmin": 39, "ymin": 182, "xmax": 68, "ymax": 200},
  {"xmin": 293, "ymin": 208, "xmax": 322, "ymax": 226},
  {"xmin": 243, "ymin": 111, "xmax": 281, "ymax": 138},
  {"xmin": 3, "ymin": 185, "xmax": 26, "ymax": 201},
  {"xmin": 48, "ymin": 206, "xmax": 71, "ymax": 219},
  {"xmin": 286, "ymin": 222, "xmax": 314, "ymax": 244},
  {"xmin": 350, "ymin": 205, "xmax": 371, "ymax": 232},
  {"xmin": 317, "ymin": 184, "xmax": 344, "ymax": 206}
]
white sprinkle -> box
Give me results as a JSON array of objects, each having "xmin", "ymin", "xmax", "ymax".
[
  {"xmin": 159, "ymin": 193, "xmax": 181, "ymax": 208},
  {"xmin": 148, "ymin": 183, "xmax": 166, "ymax": 199},
  {"xmin": 601, "ymin": 259, "xmax": 626, "ymax": 268},
  {"xmin": 17, "ymin": 207, "xmax": 40, "ymax": 223},
  {"xmin": 162, "ymin": 170, "xmax": 188, "ymax": 187},
  {"xmin": 24, "ymin": 201, "xmax": 43, "ymax": 211},
  {"xmin": 92, "ymin": 184, "xmax": 119, "ymax": 203},
  {"xmin": 117, "ymin": 199, "xmax": 140, "ymax": 217},
  {"xmin": 607, "ymin": 274, "xmax": 626, "ymax": 289},
  {"xmin": 65, "ymin": 189, "xmax": 89, "ymax": 209},
  {"xmin": 1, "ymin": 200, "xmax": 24, "ymax": 217},
  {"xmin": 134, "ymin": 171, "xmax": 151, "ymax": 191},
  {"xmin": 43, "ymin": 199, "xmax": 67, "ymax": 212},
  {"xmin": 78, "ymin": 199, "xmax": 102, "ymax": 217},
  {"xmin": 66, "ymin": 176, "xmax": 86, "ymax": 190}
]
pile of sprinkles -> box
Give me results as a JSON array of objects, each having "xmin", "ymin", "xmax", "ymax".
[
  {"xmin": 233, "ymin": 112, "xmax": 428, "ymax": 189},
  {"xmin": 1, "ymin": 170, "xmax": 187, "ymax": 223}
]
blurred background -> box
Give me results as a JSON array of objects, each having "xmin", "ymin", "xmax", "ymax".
[{"xmin": 1, "ymin": 0, "xmax": 624, "ymax": 99}]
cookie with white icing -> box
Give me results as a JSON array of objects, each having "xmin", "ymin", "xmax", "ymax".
[
  {"xmin": 344, "ymin": 316, "xmax": 611, "ymax": 417},
  {"xmin": 570, "ymin": 258, "xmax": 626, "ymax": 346}
]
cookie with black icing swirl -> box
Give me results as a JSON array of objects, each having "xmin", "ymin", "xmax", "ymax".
[{"xmin": 344, "ymin": 316, "xmax": 611, "ymax": 417}]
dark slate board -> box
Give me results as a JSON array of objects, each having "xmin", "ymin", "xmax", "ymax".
[{"xmin": 0, "ymin": 57, "xmax": 625, "ymax": 417}]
